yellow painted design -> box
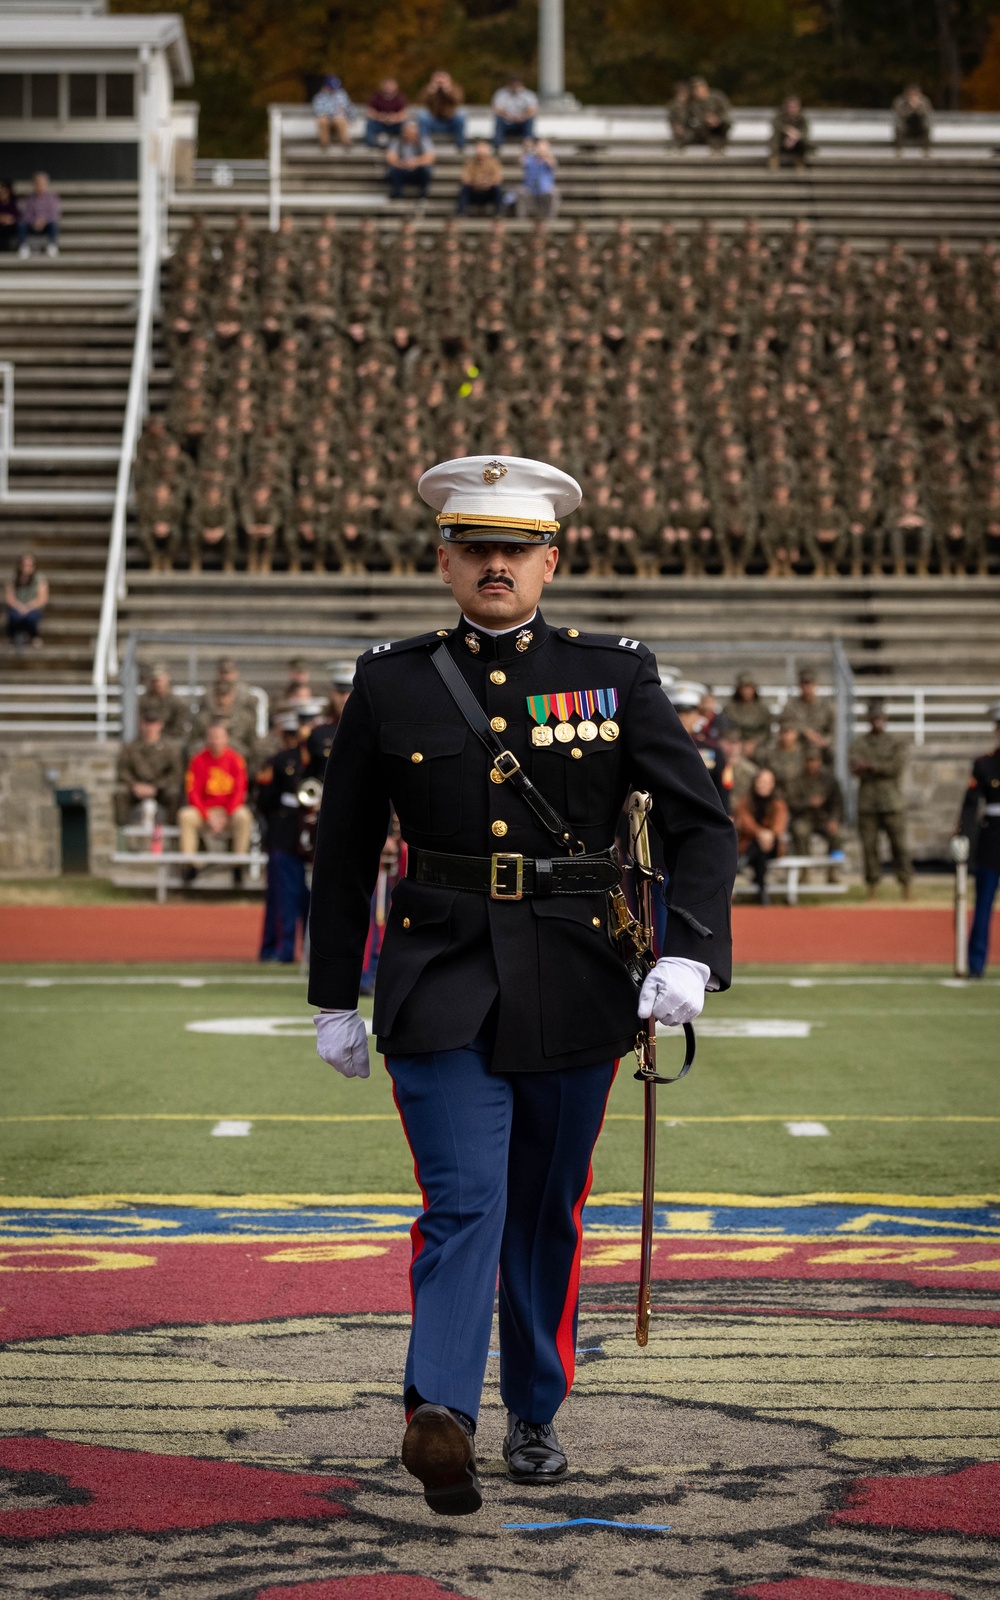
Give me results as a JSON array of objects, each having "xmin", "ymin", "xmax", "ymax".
[
  {"xmin": 809, "ymin": 1246, "xmax": 956, "ymax": 1264},
  {"xmin": 3, "ymin": 1192, "xmax": 998, "ymax": 1210},
  {"xmin": 0, "ymin": 1247, "xmax": 155, "ymax": 1273},
  {"xmin": 261, "ymin": 1243, "xmax": 389, "ymax": 1263},
  {"xmin": 667, "ymin": 1246, "xmax": 793, "ymax": 1262}
]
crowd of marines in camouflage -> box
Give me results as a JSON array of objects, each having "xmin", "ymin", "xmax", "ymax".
[{"xmin": 135, "ymin": 211, "xmax": 1000, "ymax": 579}]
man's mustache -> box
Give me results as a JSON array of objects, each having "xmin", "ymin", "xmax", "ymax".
[{"xmin": 477, "ymin": 572, "xmax": 515, "ymax": 590}]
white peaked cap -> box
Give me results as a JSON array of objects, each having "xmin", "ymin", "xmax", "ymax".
[{"xmin": 418, "ymin": 454, "xmax": 582, "ymax": 543}]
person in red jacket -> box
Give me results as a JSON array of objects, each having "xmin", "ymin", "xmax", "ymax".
[{"xmin": 178, "ymin": 720, "xmax": 253, "ymax": 866}]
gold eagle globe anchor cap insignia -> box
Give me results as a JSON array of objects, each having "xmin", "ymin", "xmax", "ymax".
[{"xmin": 418, "ymin": 454, "xmax": 583, "ymax": 545}]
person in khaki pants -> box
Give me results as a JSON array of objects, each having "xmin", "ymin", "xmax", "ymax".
[{"xmin": 178, "ymin": 721, "xmax": 253, "ymax": 875}]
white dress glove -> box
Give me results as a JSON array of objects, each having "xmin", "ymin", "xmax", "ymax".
[
  {"xmin": 314, "ymin": 1009, "xmax": 370, "ymax": 1078},
  {"xmin": 637, "ymin": 957, "xmax": 710, "ymax": 1027}
]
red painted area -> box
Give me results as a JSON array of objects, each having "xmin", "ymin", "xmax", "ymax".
[
  {"xmin": 0, "ymin": 1438, "xmax": 353, "ymax": 1539},
  {"xmin": 0, "ymin": 905, "xmax": 262, "ymax": 963},
  {"xmin": 1, "ymin": 1236, "xmax": 999, "ymax": 1343},
  {"xmin": 831, "ymin": 1461, "xmax": 1000, "ymax": 1538},
  {"xmin": 258, "ymin": 1581, "xmax": 472, "ymax": 1600},
  {"xmin": 1, "ymin": 902, "xmax": 995, "ymax": 965},
  {"xmin": 737, "ymin": 1581, "xmax": 955, "ymax": 1599}
]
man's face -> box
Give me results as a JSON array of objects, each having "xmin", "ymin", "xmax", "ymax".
[
  {"xmin": 438, "ymin": 541, "xmax": 558, "ymax": 628},
  {"xmin": 140, "ymin": 719, "xmax": 163, "ymax": 744},
  {"xmin": 800, "ymin": 679, "xmax": 816, "ymax": 702},
  {"xmin": 328, "ymin": 688, "xmax": 351, "ymax": 718},
  {"xmin": 207, "ymin": 725, "xmax": 229, "ymax": 757},
  {"xmin": 871, "ymin": 716, "xmax": 887, "ymax": 735}
]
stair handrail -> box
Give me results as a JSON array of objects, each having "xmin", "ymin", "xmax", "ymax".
[{"xmin": 91, "ymin": 230, "xmax": 159, "ymax": 697}]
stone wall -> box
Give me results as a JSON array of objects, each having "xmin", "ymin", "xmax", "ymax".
[
  {"xmin": 0, "ymin": 741, "xmax": 117, "ymax": 876},
  {"xmin": 0, "ymin": 737, "xmax": 983, "ymax": 878}
]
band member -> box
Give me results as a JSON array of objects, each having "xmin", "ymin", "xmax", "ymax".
[
  {"xmin": 308, "ymin": 455, "xmax": 737, "ymax": 1514},
  {"xmin": 958, "ymin": 702, "xmax": 1000, "ymax": 977}
]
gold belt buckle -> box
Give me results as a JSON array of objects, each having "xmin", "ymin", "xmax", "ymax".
[{"xmin": 490, "ymin": 852, "xmax": 524, "ymax": 901}]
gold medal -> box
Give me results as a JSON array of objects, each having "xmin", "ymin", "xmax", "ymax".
[
  {"xmin": 577, "ymin": 719, "xmax": 598, "ymax": 742},
  {"xmin": 554, "ymin": 721, "xmax": 575, "ymax": 743},
  {"xmin": 599, "ymin": 719, "xmax": 620, "ymax": 742},
  {"xmin": 531, "ymin": 724, "xmax": 554, "ymax": 747}
]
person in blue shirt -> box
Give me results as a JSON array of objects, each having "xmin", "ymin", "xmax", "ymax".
[
  {"xmin": 312, "ymin": 76, "xmax": 355, "ymax": 151},
  {"xmin": 517, "ymin": 138, "xmax": 558, "ymax": 219}
]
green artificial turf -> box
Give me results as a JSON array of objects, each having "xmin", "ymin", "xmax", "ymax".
[{"xmin": 0, "ymin": 964, "xmax": 997, "ymax": 1198}]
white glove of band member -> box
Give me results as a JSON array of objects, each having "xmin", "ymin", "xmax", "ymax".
[
  {"xmin": 637, "ymin": 958, "xmax": 710, "ymax": 1027},
  {"xmin": 314, "ymin": 1009, "xmax": 371, "ymax": 1078}
]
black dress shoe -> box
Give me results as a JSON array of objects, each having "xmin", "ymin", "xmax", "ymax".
[
  {"xmin": 401, "ymin": 1402, "xmax": 483, "ymax": 1515},
  {"xmin": 503, "ymin": 1412, "xmax": 568, "ymax": 1481}
]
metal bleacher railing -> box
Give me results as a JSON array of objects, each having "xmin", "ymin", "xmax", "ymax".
[{"xmin": 0, "ymin": 362, "xmax": 119, "ymax": 507}]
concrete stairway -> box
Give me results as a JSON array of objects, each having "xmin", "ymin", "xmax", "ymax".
[
  {"xmin": 0, "ymin": 181, "xmax": 140, "ymax": 279},
  {"xmin": 117, "ymin": 573, "xmax": 1000, "ymax": 687},
  {"xmin": 0, "ymin": 259, "xmax": 147, "ymax": 677},
  {"xmin": 263, "ymin": 144, "xmax": 1000, "ymax": 248}
]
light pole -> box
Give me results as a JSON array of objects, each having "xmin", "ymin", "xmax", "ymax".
[{"xmin": 538, "ymin": 0, "xmax": 577, "ymax": 107}]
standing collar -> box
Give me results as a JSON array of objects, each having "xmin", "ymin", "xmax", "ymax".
[{"xmin": 448, "ymin": 609, "xmax": 551, "ymax": 662}]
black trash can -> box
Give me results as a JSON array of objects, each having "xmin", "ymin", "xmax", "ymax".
[{"xmin": 54, "ymin": 787, "xmax": 89, "ymax": 875}]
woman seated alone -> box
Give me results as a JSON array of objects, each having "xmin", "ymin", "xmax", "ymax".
[
  {"xmin": 734, "ymin": 767, "xmax": 788, "ymax": 905},
  {"xmin": 5, "ymin": 553, "xmax": 48, "ymax": 649}
]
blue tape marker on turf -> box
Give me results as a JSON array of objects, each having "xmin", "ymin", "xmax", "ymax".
[{"xmin": 504, "ymin": 1518, "xmax": 670, "ymax": 1532}]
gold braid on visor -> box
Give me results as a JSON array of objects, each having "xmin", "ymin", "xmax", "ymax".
[{"xmin": 436, "ymin": 512, "xmax": 560, "ymax": 540}]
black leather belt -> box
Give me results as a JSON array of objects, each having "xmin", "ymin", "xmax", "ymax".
[{"xmin": 408, "ymin": 846, "xmax": 621, "ymax": 901}]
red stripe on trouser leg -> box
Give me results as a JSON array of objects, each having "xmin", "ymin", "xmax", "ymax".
[
  {"xmin": 389, "ymin": 1068, "xmax": 429, "ymax": 1420},
  {"xmin": 553, "ymin": 1060, "xmax": 619, "ymax": 1399}
]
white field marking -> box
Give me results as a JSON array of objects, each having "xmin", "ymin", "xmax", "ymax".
[
  {"xmin": 210, "ymin": 1120, "xmax": 252, "ymax": 1137},
  {"xmin": 696, "ymin": 1019, "xmax": 813, "ymax": 1038},
  {"xmin": 738, "ymin": 976, "xmax": 999, "ymax": 986},
  {"xmin": 785, "ymin": 1121, "xmax": 831, "ymax": 1137},
  {"xmin": 186, "ymin": 1016, "xmax": 374, "ymax": 1037}
]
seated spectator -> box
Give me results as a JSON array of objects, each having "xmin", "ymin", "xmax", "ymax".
[
  {"xmin": 893, "ymin": 83, "xmax": 933, "ymax": 156},
  {"xmin": 517, "ymin": 138, "xmax": 558, "ymax": 218},
  {"xmin": 716, "ymin": 728, "xmax": 759, "ymax": 814},
  {"xmin": 688, "ymin": 77, "xmax": 732, "ymax": 154},
  {"xmin": 419, "ymin": 69, "xmax": 467, "ymax": 150},
  {"xmin": 385, "ymin": 120, "xmax": 434, "ymax": 200},
  {"xmin": 312, "ymin": 76, "xmax": 355, "ymax": 150},
  {"xmin": 769, "ymin": 96, "xmax": 812, "ymax": 169},
  {"xmin": 0, "ymin": 180, "xmax": 19, "ymax": 253},
  {"xmin": 783, "ymin": 666, "xmax": 834, "ymax": 761},
  {"xmin": 139, "ymin": 663, "xmax": 190, "ymax": 742},
  {"xmin": 734, "ymin": 768, "xmax": 788, "ymax": 905},
  {"xmin": 457, "ymin": 141, "xmax": 504, "ymax": 215},
  {"xmin": 758, "ymin": 718, "xmax": 804, "ymax": 796},
  {"xmin": 114, "ymin": 709, "xmax": 184, "ymax": 835},
  {"xmin": 366, "ymin": 77, "xmax": 409, "ymax": 147},
  {"xmin": 723, "ymin": 671, "xmax": 773, "ymax": 758},
  {"xmin": 178, "ymin": 720, "xmax": 254, "ymax": 877},
  {"xmin": 492, "ymin": 76, "xmax": 538, "ymax": 150},
  {"xmin": 189, "ymin": 676, "xmax": 258, "ymax": 762},
  {"xmin": 17, "ymin": 172, "xmax": 60, "ymax": 258},
  {"xmin": 280, "ymin": 657, "xmax": 313, "ymax": 709},
  {"xmin": 786, "ymin": 751, "xmax": 845, "ymax": 878},
  {"xmin": 5, "ymin": 553, "xmax": 48, "ymax": 648},
  {"xmin": 668, "ymin": 81, "xmax": 693, "ymax": 147}
]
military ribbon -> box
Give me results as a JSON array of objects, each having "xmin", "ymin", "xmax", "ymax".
[
  {"xmin": 526, "ymin": 694, "xmax": 552, "ymax": 725},
  {"xmin": 594, "ymin": 688, "xmax": 619, "ymax": 719},
  {"xmin": 552, "ymin": 692, "xmax": 575, "ymax": 724}
]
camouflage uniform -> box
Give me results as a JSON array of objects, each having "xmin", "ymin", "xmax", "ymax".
[
  {"xmin": 850, "ymin": 711, "xmax": 912, "ymax": 890},
  {"xmin": 114, "ymin": 736, "xmax": 184, "ymax": 827}
]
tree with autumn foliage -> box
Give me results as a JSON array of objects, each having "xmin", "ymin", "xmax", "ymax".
[{"xmin": 111, "ymin": 0, "xmax": 1000, "ymax": 155}]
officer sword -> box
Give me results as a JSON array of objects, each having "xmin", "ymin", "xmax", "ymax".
[{"xmin": 627, "ymin": 792, "xmax": 696, "ymax": 1348}]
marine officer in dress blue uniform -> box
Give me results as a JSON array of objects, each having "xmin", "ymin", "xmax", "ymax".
[
  {"xmin": 958, "ymin": 703, "xmax": 1000, "ymax": 978},
  {"xmin": 308, "ymin": 455, "xmax": 738, "ymax": 1515}
]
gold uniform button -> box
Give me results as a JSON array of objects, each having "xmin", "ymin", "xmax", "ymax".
[
  {"xmin": 411, "ymin": 752, "xmax": 423, "ymax": 764},
  {"xmin": 592, "ymin": 916, "xmax": 601, "ymax": 928},
  {"xmin": 490, "ymin": 716, "xmax": 507, "ymax": 732},
  {"xmin": 567, "ymin": 628, "xmax": 580, "ymax": 638},
  {"xmin": 571, "ymin": 747, "xmax": 583, "ymax": 759},
  {"xmin": 403, "ymin": 917, "xmax": 411, "ymax": 929},
  {"xmin": 490, "ymin": 669, "xmax": 506, "ymax": 685},
  {"xmin": 436, "ymin": 629, "xmax": 449, "ymax": 638},
  {"xmin": 490, "ymin": 768, "xmax": 505, "ymax": 784},
  {"xmin": 491, "ymin": 820, "xmax": 508, "ymax": 838}
]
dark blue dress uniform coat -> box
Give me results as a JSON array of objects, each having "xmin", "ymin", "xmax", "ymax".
[
  {"xmin": 960, "ymin": 749, "xmax": 1000, "ymax": 872},
  {"xmin": 307, "ymin": 612, "xmax": 737, "ymax": 1073}
]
